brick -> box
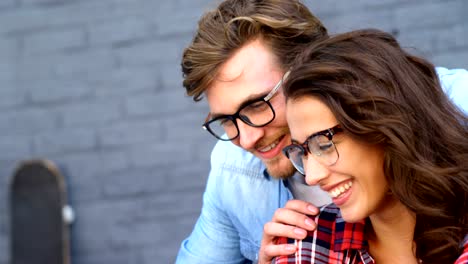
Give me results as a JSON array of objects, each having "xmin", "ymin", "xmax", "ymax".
[
  {"xmin": 59, "ymin": 101, "xmax": 122, "ymax": 127},
  {"xmin": 59, "ymin": 150, "xmax": 129, "ymax": 177},
  {"xmin": 394, "ymin": 1, "xmax": 464, "ymax": 30},
  {"xmin": 162, "ymin": 111, "xmax": 209, "ymax": 142},
  {"xmin": 140, "ymin": 214, "xmax": 204, "ymax": 262},
  {"xmin": 127, "ymin": 142, "xmax": 192, "ymax": 167},
  {"xmin": 0, "ymin": 235, "xmax": 7, "ymax": 264},
  {"xmin": 0, "ymin": 37, "xmax": 19, "ymax": 59},
  {"xmin": 22, "ymin": 27, "xmax": 87, "ymax": 55},
  {"xmin": 108, "ymin": 221, "xmax": 164, "ymax": 249},
  {"xmin": 0, "ymin": 85, "xmax": 27, "ymax": 109},
  {"xmin": 70, "ymin": 202, "xmax": 123, "ymax": 252},
  {"xmin": 0, "ymin": 135, "xmax": 31, "ymax": 161},
  {"xmin": 53, "ymin": 49, "xmax": 117, "ymax": 77},
  {"xmin": 190, "ymin": 137, "xmax": 216, "ymax": 162},
  {"xmin": 320, "ymin": 9, "xmax": 394, "ymax": 34},
  {"xmin": 32, "ymin": 128, "xmax": 96, "ymax": 155},
  {"xmin": 165, "ymin": 161, "xmax": 211, "ymax": 191},
  {"xmin": 20, "ymin": 0, "xmax": 65, "ymax": 6},
  {"xmin": 124, "ymin": 90, "xmax": 192, "ymax": 117},
  {"xmin": 72, "ymin": 251, "xmax": 139, "ymax": 264},
  {"xmin": 99, "ymin": 151, "xmax": 130, "ymax": 173},
  {"xmin": 0, "ymin": 0, "xmax": 15, "ymax": 9},
  {"xmin": 0, "ymin": 61, "xmax": 16, "ymax": 81},
  {"xmin": 101, "ymin": 167, "xmax": 168, "ymax": 197},
  {"xmin": 97, "ymin": 119, "xmax": 164, "ymax": 147},
  {"xmin": 0, "ymin": 8, "xmax": 53, "ymax": 35},
  {"xmin": 88, "ymin": 16, "xmax": 156, "ymax": 46},
  {"xmin": 130, "ymin": 192, "xmax": 203, "ymax": 221},
  {"xmin": 154, "ymin": 9, "xmax": 204, "ymax": 37},
  {"xmin": 0, "ymin": 160, "xmax": 19, "ymax": 183},
  {"xmin": 29, "ymin": 79, "xmax": 92, "ymax": 103},
  {"xmin": 123, "ymin": 93, "xmax": 159, "ymax": 117},
  {"xmin": 16, "ymin": 56, "xmax": 53, "ymax": 81},
  {"xmin": 17, "ymin": 49, "xmax": 117, "ymax": 81},
  {"xmin": 140, "ymin": 215, "xmax": 198, "ymax": 263},
  {"xmin": 116, "ymin": 38, "xmax": 184, "ymax": 67},
  {"xmin": 71, "ymin": 198, "xmax": 161, "ymax": 251},
  {"xmin": 398, "ymin": 22, "xmax": 468, "ymax": 55},
  {"xmin": 90, "ymin": 66, "xmax": 158, "ymax": 98},
  {"xmin": 431, "ymin": 50, "xmax": 468, "ymax": 70},
  {"xmin": 172, "ymin": 0, "xmax": 214, "ymax": 11},
  {"xmin": 56, "ymin": 153, "xmax": 97, "ymax": 178},
  {"xmin": 0, "ymin": 108, "xmax": 58, "ymax": 136},
  {"xmin": 306, "ymin": 0, "xmax": 357, "ymax": 16},
  {"xmin": 0, "ymin": 2, "xmax": 113, "ymax": 35},
  {"xmin": 159, "ymin": 64, "xmax": 184, "ymax": 91},
  {"xmin": 54, "ymin": 153, "xmax": 106, "ymax": 202}
]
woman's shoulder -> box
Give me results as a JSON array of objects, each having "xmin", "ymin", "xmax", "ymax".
[{"xmin": 454, "ymin": 235, "xmax": 468, "ymax": 264}]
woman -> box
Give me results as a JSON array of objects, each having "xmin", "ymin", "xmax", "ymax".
[{"xmin": 276, "ymin": 29, "xmax": 468, "ymax": 264}]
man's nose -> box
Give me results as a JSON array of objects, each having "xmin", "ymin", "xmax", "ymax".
[
  {"xmin": 236, "ymin": 121, "xmax": 264, "ymax": 150},
  {"xmin": 304, "ymin": 156, "xmax": 330, "ymax": 186}
]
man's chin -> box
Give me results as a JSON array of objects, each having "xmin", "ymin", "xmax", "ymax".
[{"xmin": 263, "ymin": 157, "xmax": 296, "ymax": 180}]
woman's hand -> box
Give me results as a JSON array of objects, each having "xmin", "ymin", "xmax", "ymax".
[{"xmin": 257, "ymin": 200, "xmax": 319, "ymax": 264}]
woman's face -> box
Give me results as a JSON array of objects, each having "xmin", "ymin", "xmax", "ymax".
[{"xmin": 286, "ymin": 96, "xmax": 390, "ymax": 222}]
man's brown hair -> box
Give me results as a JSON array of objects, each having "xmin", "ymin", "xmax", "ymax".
[{"xmin": 181, "ymin": 0, "xmax": 327, "ymax": 101}]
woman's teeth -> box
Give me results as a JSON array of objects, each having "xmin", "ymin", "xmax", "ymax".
[
  {"xmin": 258, "ymin": 139, "xmax": 279, "ymax": 152},
  {"xmin": 329, "ymin": 181, "xmax": 353, "ymax": 198}
]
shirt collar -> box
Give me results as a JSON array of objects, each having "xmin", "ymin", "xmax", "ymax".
[
  {"xmin": 262, "ymin": 169, "xmax": 271, "ymax": 180},
  {"xmin": 331, "ymin": 209, "xmax": 368, "ymax": 252}
]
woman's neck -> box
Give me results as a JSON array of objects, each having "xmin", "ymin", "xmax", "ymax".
[{"xmin": 366, "ymin": 196, "xmax": 419, "ymax": 264}]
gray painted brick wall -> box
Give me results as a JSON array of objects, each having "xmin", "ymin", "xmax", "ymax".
[{"xmin": 0, "ymin": 0, "xmax": 466, "ymax": 263}]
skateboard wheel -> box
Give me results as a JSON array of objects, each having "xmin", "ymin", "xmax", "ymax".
[{"xmin": 62, "ymin": 205, "xmax": 75, "ymax": 224}]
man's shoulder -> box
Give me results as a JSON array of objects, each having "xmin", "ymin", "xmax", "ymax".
[
  {"xmin": 211, "ymin": 140, "xmax": 264, "ymax": 168},
  {"xmin": 436, "ymin": 67, "xmax": 468, "ymax": 112},
  {"xmin": 436, "ymin": 67, "xmax": 468, "ymax": 90}
]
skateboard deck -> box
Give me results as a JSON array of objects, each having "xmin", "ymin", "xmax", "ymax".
[{"xmin": 11, "ymin": 159, "xmax": 72, "ymax": 264}]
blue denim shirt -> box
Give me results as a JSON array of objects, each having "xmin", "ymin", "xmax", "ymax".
[{"xmin": 175, "ymin": 67, "xmax": 468, "ymax": 264}]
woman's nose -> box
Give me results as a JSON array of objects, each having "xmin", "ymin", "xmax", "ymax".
[{"xmin": 304, "ymin": 156, "xmax": 330, "ymax": 186}]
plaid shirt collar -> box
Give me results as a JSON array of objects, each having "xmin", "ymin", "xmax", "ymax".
[
  {"xmin": 330, "ymin": 206, "xmax": 368, "ymax": 252},
  {"xmin": 275, "ymin": 204, "xmax": 374, "ymax": 264}
]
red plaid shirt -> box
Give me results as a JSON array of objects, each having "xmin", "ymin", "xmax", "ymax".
[
  {"xmin": 275, "ymin": 204, "xmax": 468, "ymax": 264},
  {"xmin": 455, "ymin": 236, "xmax": 468, "ymax": 264}
]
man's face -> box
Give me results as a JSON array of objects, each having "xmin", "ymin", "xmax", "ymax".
[{"xmin": 205, "ymin": 39, "xmax": 295, "ymax": 179}]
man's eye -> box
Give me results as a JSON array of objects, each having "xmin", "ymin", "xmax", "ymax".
[
  {"xmin": 218, "ymin": 118, "xmax": 233, "ymax": 127},
  {"xmin": 243, "ymin": 101, "xmax": 268, "ymax": 112},
  {"xmin": 249, "ymin": 101, "xmax": 265, "ymax": 108}
]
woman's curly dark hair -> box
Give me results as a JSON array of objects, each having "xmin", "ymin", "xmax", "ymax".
[{"xmin": 283, "ymin": 28, "xmax": 468, "ymax": 264}]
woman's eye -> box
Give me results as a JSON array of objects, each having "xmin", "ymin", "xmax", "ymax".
[{"xmin": 318, "ymin": 142, "xmax": 333, "ymax": 151}]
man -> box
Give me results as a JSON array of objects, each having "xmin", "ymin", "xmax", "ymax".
[{"xmin": 176, "ymin": 0, "xmax": 468, "ymax": 263}]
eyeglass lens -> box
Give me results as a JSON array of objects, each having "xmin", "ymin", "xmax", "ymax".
[
  {"xmin": 286, "ymin": 134, "xmax": 339, "ymax": 174},
  {"xmin": 207, "ymin": 100, "xmax": 275, "ymax": 140}
]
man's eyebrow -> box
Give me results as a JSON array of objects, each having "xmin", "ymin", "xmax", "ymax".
[{"xmin": 209, "ymin": 91, "xmax": 269, "ymax": 119}]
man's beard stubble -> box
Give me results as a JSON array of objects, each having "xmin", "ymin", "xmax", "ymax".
[{"xmin": 263, "ymin": 154, "xmax": 297, "ymax": 180}]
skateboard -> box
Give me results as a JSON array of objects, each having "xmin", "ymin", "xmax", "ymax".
[{"xmin": 10, "ymin": 159, "xmax": 73, "ymax": 264}]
